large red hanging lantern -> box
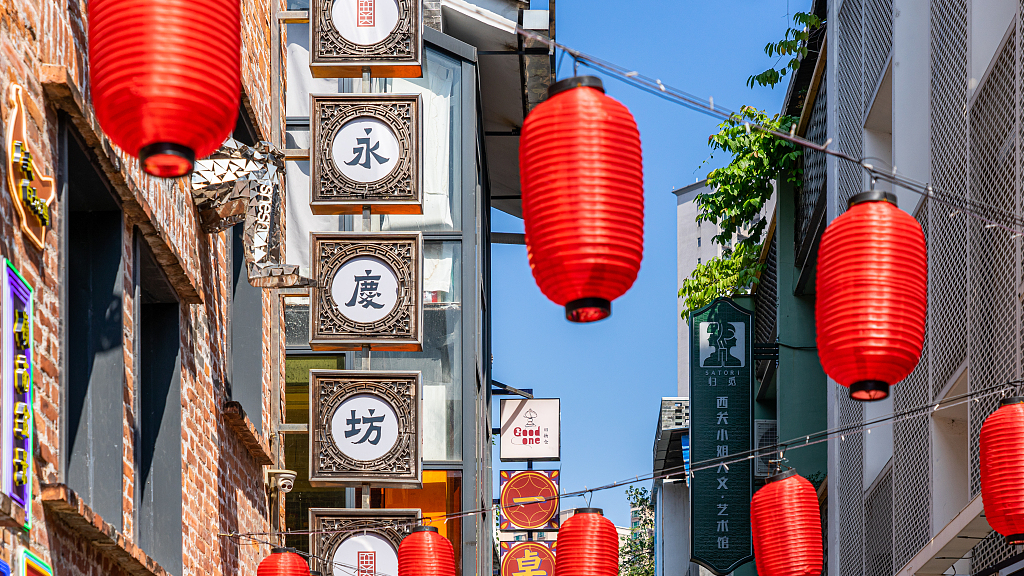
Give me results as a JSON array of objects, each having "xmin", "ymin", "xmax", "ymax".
[
  {"xmin": 555, "ymin": 508, "xmax": 618, "ymax": 576},
  {"xmin": 750, "ymin": 470, "xmax": 823, "ymax": 576},
  {"xmin": 815, "ymin": 190, "xmax": 926, "ymax": 401},
  {"xmin": 519, "ymin": 76, "xmax": 644, "ymax": 323},
  {"xmin": 980, "ymin": 397, "xmax": 1024, "ymax": 545},
  {"xmin": 257, "ymin": 548, "xmax": 311, "ymax": 576},
  {"xmin": 88, "ymin": 0, "xmax": 240, "ymax": 178},
  {"xmin": 398, "ymin": 525, "xmax": 456, "ymax": 576}
]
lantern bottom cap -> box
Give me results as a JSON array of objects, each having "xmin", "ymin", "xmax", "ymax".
[
  {"xmin": 140, "ymin": 142, "xmax": 195, "ymax": 178},
  {"xmin": 850, "ymin": 380, "xmax": 889, "ymax": 401},
  {"xmin": 1007, "ymin": 534, "xmax": 1024, "ymax": 546},
  {"xmin": 565, "ymin": 298, "xmax": 611, "ymax": 323}
]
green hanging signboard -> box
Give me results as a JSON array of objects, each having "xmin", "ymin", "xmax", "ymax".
[{"xmin": 689, "ymin": 297, "xmax": 753, "ymax": 575}]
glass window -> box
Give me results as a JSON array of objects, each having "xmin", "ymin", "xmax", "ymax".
[
  {"xmin": 284, "ymin": 295, "xmax": 310, "ymax": 348},
  {"xmin": 378, "ymin": 49, "xmax": 463, "ymax": 232},
  {"xmin": 357, "ymin": 241, "xmax": 462, "ymax": 460}
]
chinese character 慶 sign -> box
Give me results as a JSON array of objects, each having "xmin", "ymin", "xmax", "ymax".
[{"xmin": 689, "ymin": 298, "xmax": 753, "ymax": 575}]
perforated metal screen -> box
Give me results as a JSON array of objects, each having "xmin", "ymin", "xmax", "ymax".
[
  {"xmin": 864, "ymin": 466, "xmax": 893, "ymax": 576},
  {"xmin": 798, "ymin": 68, "xmax": 828, "ymax": 254}
]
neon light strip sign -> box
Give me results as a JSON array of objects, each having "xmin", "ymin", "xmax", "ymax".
[{"xmin": 2, "ymin": 259, "xmax": 33, "ymax": 515}]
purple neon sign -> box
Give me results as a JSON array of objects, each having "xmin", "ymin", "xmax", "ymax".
[{"xmin": 2, "ymin": 259, "xmax": 32, "ymax": 514}]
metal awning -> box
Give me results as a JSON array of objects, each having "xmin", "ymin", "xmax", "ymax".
[
  {"xmin": 896, "ymin": 494, "xmax": 992, "ymax": 575},
  {"xmin": 440, "ymin": 0, "xmax": 553, "ymax": 218}
]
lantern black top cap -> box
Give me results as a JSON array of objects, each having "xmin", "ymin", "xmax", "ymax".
[
  {"xmin": 413, "ymin": 525, "xmax": 439, "ymax": 533},
  {"xmin": 549, "ymin": 76, "xmax": 605, "ymax": 98},
  {"xmin": 849, "ymin": 190, "xmax": 898, "ymax": 208},
  {"xmin": 766, "ymin": 468, "xmax": 798, "ymax": 483},
  {"xmin": 575, "ymin": 507, "xmax": 604, "ymax": 515},
  {"xmin": 1000, "ymin": 396, "xmax": 1024, "ymax": 406},
  {"xmin": 271, "ymin": 547, "xmax": 293, "ymax": 554}
]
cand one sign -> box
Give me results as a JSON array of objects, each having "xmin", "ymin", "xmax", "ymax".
[
  {"xmin": 309, "ymin": 370, "xmax": 422, "ymax": 486},
  {"xmin": 2, "ymin": 259, "xmax": 33, "ymax": 524},
  {"xmin": 500, "ymin": 541, "xmax": 556, "ymax": 576},
  {"xmin": 5, "ymin": 85, "xmax": 54, "ymax": 250},
  {"xmin": 689, "ymin": 298, "xmax": 753, "ymax": 575},
  {"xmin": 311, "ymin": 94, "xmax": 422, "ymax": 214},
  {"xmin": 309, "ymin": 232, "xmax": 423, "ymax": 351},
  {"xmin": 499, "ymin": 399, "xmax": 560, "ymax": 462},
  {"xmin": 310, "ymin": 0, "xmax": 423, "ymax": 78},
  {"xmin": 499, "ymin": 470, "xmax": 559, "ymax": 531},
  {"xmin": 309, "ymin": 508, "xmax": 418, "ymax": 576}
]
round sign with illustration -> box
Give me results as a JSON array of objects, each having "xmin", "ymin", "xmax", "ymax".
[
  {"xmin": 499, "ymin": 470, "xmax": 559, "ymax": 530},
  {"xmin": 333, "ymin": 532, "xmax": 399, "ymax": 576},
  {"xmin": 330, "ymin": 255, "xmax": 400, "ymax": 324},
  {"xmin": 331, "ymin": 0, "xmax": 401, "ymax": 46},
  {"xmin": 331, "ymin": 116, "xmax": 401, "ymax": 184},
  {"xmin": 330, "ymin": 393, "xmax": 400, "ymax": 461},
  {"xmin": 500, "ymin": 542, "xmax": 556, "ymax": 576}
]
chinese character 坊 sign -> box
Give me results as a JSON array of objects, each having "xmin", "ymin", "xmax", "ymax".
[{"xmin": 689, "ymin": 298, "xmax": 753, "ymax": 575}]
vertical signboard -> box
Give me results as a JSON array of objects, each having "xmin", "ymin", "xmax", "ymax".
[
  {"xmin": 689, "ymin": 298, "xmax": 753, "ymax": 575},
  {"xmin": 5, "ymin": 85, "xmax": 54, "ymax": 250},
  {"xmin": 499, "ymin": 399, "xmax": 560, "ymax": 461},
  {"xmin": 2, "ymin": 259, "xmax": 32, "ymax": 521}
]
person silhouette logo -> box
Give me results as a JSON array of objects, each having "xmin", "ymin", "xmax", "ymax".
[{"xmin": 701, "ymin": 321, "xmax": 743, "ymax": 367}]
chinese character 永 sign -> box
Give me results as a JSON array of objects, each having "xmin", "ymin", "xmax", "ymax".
[
  {"xmin": 499, "ymin": 398, "xmax": 560, "ymax": 461},
  {"xmin": 5, "ymin": 85, "xmax": 54, "ymax": 250},
  {"xmin": 310, "ymin": 232, "xmax": 422, "ymax": 351},
  {"xmin": 309, "ymin": 370, "xmax": 421, "ymax": 486},
  {"xmin": 311, "ymin": 94, "xmax": 422, "ymax": 214},
  {"xmin": 689, "ymin": 298, "xmax": 753, "ymax": 575},
  {"xmin": 499, "ymin": 470, "xmax": 559, "ymax": 531},
  {"xmin": 500, "ymin": 541, "xmax": 556, "ymax": 576},
  {"xmin": 310, "ymin": 0, "xmax": 422, "ymax": 77}
]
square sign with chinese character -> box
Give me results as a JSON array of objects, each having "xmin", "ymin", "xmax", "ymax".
[
  {"xmin": 499, "ymin": 399, "xmax": 560, "ymax": 461},
  {"xmin": 310, "ymin": 232, "xmax": 422, "ymax": 351},
  {"xmin": 689, "ymin": 298, "xmax": 753, "ymax": 575},
  {"xmin": 309, "ymin": 508, "xmax": 419, "ymax": 576},
  {"xmin": 309, "ymin": 370, "xmax": 422, "ymax": 486},
  {"xmin": 311, "ymin": 94, "xmax": 422, "ymax": 214},
  {"xmin": 310, "ymin": 0, "xmax": 422, "ymax": 78}
]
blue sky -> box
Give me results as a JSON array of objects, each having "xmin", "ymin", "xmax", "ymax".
[{"xmin": 489, "ymin": 0, "xmax": 811, "ymax": 526}]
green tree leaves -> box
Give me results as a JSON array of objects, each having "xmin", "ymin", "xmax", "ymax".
[
  {"xmin": 620, "ymin": 486, "xmax": 656, "ymax": 576},
  {"xmin": 747, "ymin": 12, "xmax": 823, "ymax": 89}
]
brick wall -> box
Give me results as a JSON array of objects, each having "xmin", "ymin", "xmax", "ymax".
[{"xmin": 0, "ymin": 1, "xmax": 283, "ymax": 575}]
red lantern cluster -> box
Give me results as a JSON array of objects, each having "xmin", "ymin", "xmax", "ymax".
[
  {"xmin": 980, "ymin": 398, "xmax": 1024, "ymax": 545},
  {"xmin": 555, "ymin": 508, "xmax": 618, "ymax": 576},
  {"xmin": 750, "ymin": 470, "xmax": 823, "ymax": 576},
  {"xmin": 519, "ymin": 76, "xmax": 644, "ymax": 323},
  {"xmin": 88, "ymin": 0, "xmax": 241, "ymax": 178},
  {"xmin": 816, "ymin": 191, "xmax": 927, "ymax": 401},
  {"xmin": 257, "ymin": 548, "xmax": 311, "ymax": 576},
  {"xmin": 398, "ymin": 525, "xmax": 456, "ymax": 576}
]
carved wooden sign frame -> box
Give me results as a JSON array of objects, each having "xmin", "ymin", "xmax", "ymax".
[
  {"xmin": 310, "ymin": 232, "xmax": 423, "ymax": 351},
  {"xmin": 310, "ymin": 0, "xmax": 422, "ymax": 78},
  {"xmin": 309, "ymin": 370, "xmax": 422, "ymax": 486},
  {"xmin": 308, "ymin": 508, "xmax": 419, "ymax": 575},
  {"xmin": 311, "ymin": 94, "xmax": 422, "ymax": 215}
]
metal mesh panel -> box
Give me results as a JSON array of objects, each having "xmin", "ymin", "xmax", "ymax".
[
  {"xmin": 864, "ymin": 466, "xmax": 893, "ymax": 576},
  {"xmin": 967, "ymin": 27, "xmax": 1021, "ymax": 499},
  {"xmin": 755, "ymin": 234, "xmax": 778, "ymax": 382},
  {"xmin": 797, "ymin": 68, "xmax": 829, "ymax": 254},
  {"xmin": 971, "ymin": 532, "xmax": 1024, "ymax": 574},
  {"xmin": 836, "ymin": 0, "xmax": 864, "ymax": 208},
  {"xmin": 820, "ymin": 494, "xmax": 828, "ymax": 576},
  {"xmin": 929, "ymin": 0, "xmax": 971, "ymax": 398},
  {"xmin": 892, "ymin": 201, "xmax": 932, "ymax": 572},
  {"xmin": 864, "ymin": 0, "xmax": 893, "ymax": 110},
  {"xmin": 838, "ymin": 394, "xmax": 864, "ymax": 576}
]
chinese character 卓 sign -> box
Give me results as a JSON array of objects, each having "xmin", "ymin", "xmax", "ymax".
[{"xmin": 689, "ymin": 298, "xmax": 753, "ymax": 575}]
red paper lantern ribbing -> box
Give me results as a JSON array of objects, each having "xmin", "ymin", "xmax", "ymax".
[
  {"xmin": 398, "ymin": 526, "xmax": 456, "ymax": 576},
  {"xmin": 751, "ymin": 470, "xmax": 823, "ymax": 576},
  {"xmin": 980, "ymin": 398, "xmax": 1024, "ymax": 545},
  {"xmin": 257, "ymin": 548, "xmax": 311, "ymax": 576},
  {"xmin": 555, "ymin": 508, "xmax": 618, "ymax": 576},
  {"xmin": 519, "ymin": 76, "xmax": 644, "ymax": 323},
  {"xmin": 815, "ymin": 191, "xmax": 926, "ymax": 401},
  {"xmin": 88, "ymin": 0, "xmax": 240, "ymax": 178}
]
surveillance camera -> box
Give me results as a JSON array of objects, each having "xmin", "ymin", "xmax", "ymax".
[{"xmin": 266, "ymin": 469, "xmax": 298, "ymax": 494}]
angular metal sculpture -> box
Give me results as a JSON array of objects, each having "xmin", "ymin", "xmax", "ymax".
[{"xmin": 191, "ymin": 138, "xmax": 311, "ymax": 288}]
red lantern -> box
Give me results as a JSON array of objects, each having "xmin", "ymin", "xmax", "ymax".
[
  {"xmin": 555, "ymin": 508, "xmax": 618, "ymax": 576},
  {"xmin": 750, "ymin": 470, "xmax": 823, "ymax": 576},
  {"xmin": 398, "ymin": 525, "xmax": 456, "ymax": 576},
  {"xmin": 88, "ymin": 0, "xmax": 240, "ymax": 178},
  {"xmin": 257, "ymin": 548, "xmax": 311, "ymax": 576},
  {"xmin": 519, "ymin": 76, "xmax": 644, "ymax": 323},
  {"xmin": 980, "ymin": 397, "xmax": 1024, "ymax": 545},
  {"xmin": 815, "ymin": 191, "xmax": 926, "ymax": 401}
]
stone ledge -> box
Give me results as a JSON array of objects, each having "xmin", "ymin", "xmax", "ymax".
[
  {"xmin": 41, "ymin": 484, "xmax": 169, "ymax": 576},
  {"xmin": 222, "ymin": 401, "xmax": 274, "ymax": 465}
]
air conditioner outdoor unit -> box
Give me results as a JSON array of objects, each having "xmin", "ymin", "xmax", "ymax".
[{"xmin": 754, "ymin": 419, "xmax": 778, "ymax": 478}]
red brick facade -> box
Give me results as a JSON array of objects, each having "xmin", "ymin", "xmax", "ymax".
[{"xmin": 0, "ymin": 0, "xmax": 284, "ymax": 575}]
